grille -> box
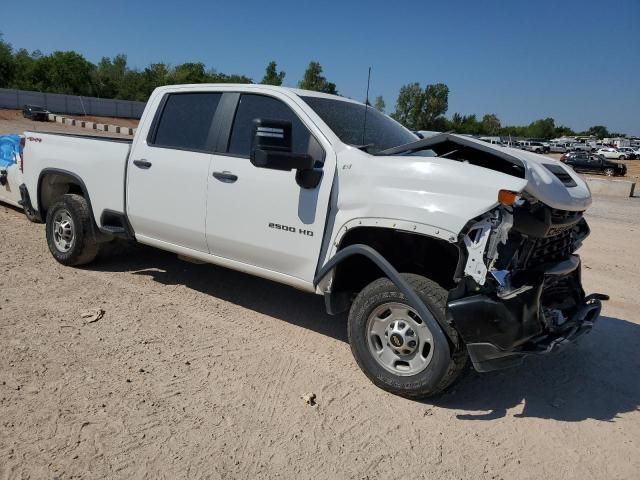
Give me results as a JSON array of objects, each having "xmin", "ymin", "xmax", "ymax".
[{"xmin": 524, "ymin": 229, "xmax": 575, "ymax": 268}]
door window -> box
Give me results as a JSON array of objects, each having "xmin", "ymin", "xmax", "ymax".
[
  {"xmin": 227, "ymin": 94, "xmax": 324, "ymax": 162},
  {"xmin": 150, "ymin": 92, "xmax": 222, "ymax": 151}
]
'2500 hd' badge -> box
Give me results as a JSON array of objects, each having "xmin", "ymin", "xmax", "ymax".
[{"xmin": 268, "ymin": 222, "xmax": 313, "ymax": 237}]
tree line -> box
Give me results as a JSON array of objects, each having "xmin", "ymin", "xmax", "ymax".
[{"xmin": 0, "ymin": 33, "xmax": 619, "ymax": 139}]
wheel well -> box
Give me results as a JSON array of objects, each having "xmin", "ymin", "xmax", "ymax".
[
  {"xmin": 329, "ymin": 227, "xmax": 460, "ymax": 311},
  {"xmin": 38, "ymin": 172, "xmax": 86, "ymax": 218}
]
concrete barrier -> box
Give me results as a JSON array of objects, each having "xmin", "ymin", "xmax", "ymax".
[
  {"xmin": 586, "ymin": 178, "xmax": 636, "ymax": 197},
  {"xmin": 55, "ymin": 116, "xmax": 64, "ymax": 124},
  {"xmin": 48, "ymin": 113, "xmax": 56, "ymax": 121},
  {"xmin": 96, "ymin": 123, "xmax": 106, "ymax": 131}
]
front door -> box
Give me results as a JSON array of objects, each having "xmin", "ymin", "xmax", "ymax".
[
  {"xmin": 127, "ymin": 92, "xmax": 222, "ymax": 252},
  {"xmin": 205, "ymin": 92, "xmax": 335, "ymax": 283}
]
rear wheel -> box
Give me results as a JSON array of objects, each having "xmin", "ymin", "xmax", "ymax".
[
  {"xmin": 604, "ymin": 167, "xmax": 615, "ymax": 176},
  {"xmin": 46, "ymin": 194, "xmax": 100, "ymax": 266},
  {"xmin": 348, "ymin": 274, "xmax": 467, "ymax": 398}
]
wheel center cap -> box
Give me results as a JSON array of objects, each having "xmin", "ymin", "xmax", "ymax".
[{"xmin": 390, "ymin": 333, "xmax": 404, "ymax": 348}]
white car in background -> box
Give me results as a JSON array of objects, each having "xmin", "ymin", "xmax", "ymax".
[
  {"xmin": 616, "ymin": 147, "xmax": 637, "ymax": 160},
  {"xmin": 597, "ymin": 147, "xmax": 628, "ymax": 160}
]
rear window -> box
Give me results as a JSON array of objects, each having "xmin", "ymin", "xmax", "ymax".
[{"xmin": 151, "ymin": 92, "xmax": 222, "ymax": 151}]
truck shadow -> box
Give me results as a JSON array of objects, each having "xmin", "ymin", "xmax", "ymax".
[
  {"xmin": 431, "ymin": 314, "xmax": 640, "ymax": 422},
  {"xmin": 93, "ymin": 242, "xmax": 349, "ymax": 343},
  {"xmin": 91, "ymin": 243, "xmax": 640, "ymax": 423}
]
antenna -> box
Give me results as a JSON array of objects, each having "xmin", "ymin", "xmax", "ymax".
[{"xmin": 362, "ymin": 67, "xmax": 371, "ymax": 145}]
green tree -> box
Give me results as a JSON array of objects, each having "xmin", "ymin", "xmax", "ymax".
[
  {"xmin": 298, "ymin": 61, "xmax": 337, "ymax": 94},
  {"xmin": 526, "ymin": 117, "xmax": 556, "ymax": 139},
  {"xmin": 37, "ymin": 51, "xmax": 96, "ymax": 95},
  {"xmin": 585, "ymin": 125, "xmax": 610, "ymax": 139},
  {"xmin": 480, "ymin": 113, "xmax": 501, "ymax": 135},
  {"xmin": 93, "ymin": 54, "xmax": 128, "ymax": 98},
  {"xmin": 421, "ymin": 83, "xmax": 449, "ymax": 129},
  {"xmin": 374, "ymin": 95, "xmax": 385, "ymax": 113},
  {"xmin": 261, "ymin": 61, "xmax": 285, "ymax": 86},
  {"xmin": 0, "ymin": 33, "xmax": 15, "ymax": 88},
  {"xmin": 10, "ymin": 48, "xmax": 39, "ymax": 90},
  {"xmin": 391, "ymin": 83, "xmax": 425, "ymax": 130}
]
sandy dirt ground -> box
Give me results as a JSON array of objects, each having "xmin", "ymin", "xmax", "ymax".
[
  {"xmin": 0, "ymin": 110, "xmax": 134, "ymax": 138},
  {"xmin": 0, "ymin": 192, "xmax": 638, "ymax": 480}
]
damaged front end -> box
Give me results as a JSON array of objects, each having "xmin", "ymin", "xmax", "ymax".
[{"xmin": 447, "ymin": 194, "xmax": 605, "ymax": 372}]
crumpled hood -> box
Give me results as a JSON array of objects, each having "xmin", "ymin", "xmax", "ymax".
[
  {"xmin": 502, "ymin": 146, "xmax": 591, "ymax": 211},
  {"xmin": 378, "ymin": 133, "xmax": 592, "ymax": 212}
]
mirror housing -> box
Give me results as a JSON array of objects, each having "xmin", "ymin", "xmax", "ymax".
[{"xmin": 250, "ymin": 119, "xmax": 321, "ymax": 188}]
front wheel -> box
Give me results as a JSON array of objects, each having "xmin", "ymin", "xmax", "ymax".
[
  {"xmin": 618, "ymin": 155, "xmax": 626, "ymax": 160},
  {"xmin": 46, "ymin": 194, "xmax": 100, "ymax": 266},
  {"xmin": 348, "ymin": 274, "xmax": 467, "ymax": 398}
]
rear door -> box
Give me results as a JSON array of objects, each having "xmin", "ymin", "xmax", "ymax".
[
  {"xmin": 204, "ymin": 91, "xmax": 335, "ymax": 283},
  {"xmin": 127, "ymin": 91, "xmax": 222, "ymax": 252}
]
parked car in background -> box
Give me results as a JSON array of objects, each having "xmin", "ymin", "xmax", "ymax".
[
  {"xmin": 479, "ymin": 136, "xmax": 504, "ymax": 146},
  {"xmin": 616, "ymin": 147, "xmax": 637, "ymax": 160},
  {"xmin": 520, "ymin": 141, "xmax": 546, "ymax": 154},
  {"xmin": 597, "ymin": 147, "xmax": 628, "ymax": 160},
  {"xmin": 22, "ymin": 105, "xmax": 49, "ymax": 121},
  {"xmin": 572, "ymin": 143, "xmax": 593, "ymax": 152},
  {"xmin": 548, "ymin": 142, "xmax": 568, "ymax": 153},
  {"xmin": 560, "ymin": 151, "xmax": 588, "ymax": 163},
  {"xmin": 564, "ymin": 152, "xmax": 627, "ymax": 176},
  {"xmin": 528, "ymin": 138, "xmax": 551, "ymax": 153}
]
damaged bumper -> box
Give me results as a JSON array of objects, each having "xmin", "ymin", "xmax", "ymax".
[
  {"xmin": 448, "ymin": 258, "xmax": 602, "ymax": 371},
  {"xmin": 449, "ymin": 200, "xmax": 604, "ymax": 372}
]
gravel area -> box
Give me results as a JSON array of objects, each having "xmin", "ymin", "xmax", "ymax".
[{"xmin": 0, "ymin": 192, "xmax": 638, "ymax": 479}]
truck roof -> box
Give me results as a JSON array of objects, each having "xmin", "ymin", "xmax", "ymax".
[{"xmin": 152, "ymin": 83, "xmax": 361, "ymax": 104}]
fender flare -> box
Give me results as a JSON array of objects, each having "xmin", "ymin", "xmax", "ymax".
[
  {"xmin": 314, "ymin": 244, "xmax": 452, "ymax": 381},
  {"xmin": 37, "ymin": 168, "xmax": 108, "ymax": 241}
]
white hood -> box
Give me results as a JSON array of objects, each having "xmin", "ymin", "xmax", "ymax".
[{"xmin": 378, "ymin": 133, "xmax": 591, "ymax": 212}]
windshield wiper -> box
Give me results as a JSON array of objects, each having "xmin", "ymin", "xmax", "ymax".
[{"xmin": 351, "ymin": 143, "xmax": 374, "ymax": 152}]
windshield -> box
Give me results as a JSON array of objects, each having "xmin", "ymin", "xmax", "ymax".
[{"xmin": 300, "ymin": 96, "xmax": 417, "ymax": 154}]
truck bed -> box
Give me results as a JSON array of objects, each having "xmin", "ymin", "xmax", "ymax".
[{"xmin": 23, "ymin": 130, "xmax": 133, "ymax": 225}]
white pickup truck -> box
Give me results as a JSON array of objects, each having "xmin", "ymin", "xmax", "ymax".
[{"xmin": 19, "ymin": 84, "xmax": 604, "ymax": 398}]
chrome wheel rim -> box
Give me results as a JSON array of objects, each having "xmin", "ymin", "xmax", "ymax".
[
  {"xmin": 605, "ymin": 168, "xmax": 614, "ymax": 176},
  {"xmin": 52, "ymin": 209, "xmax": 75, "ymax": 253},
  {"xmin": 366, "ymin": 302, "xmax": 434, "ymax": 376}
]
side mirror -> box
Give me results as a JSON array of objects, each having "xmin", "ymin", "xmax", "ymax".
[{"xmin": 250, "ymin": 119, "xmax": 321, "ymax": 188}]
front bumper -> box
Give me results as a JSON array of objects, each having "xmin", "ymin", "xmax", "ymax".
[{"xmin": 447, "ymin": 255, "xmax": 603, "ymax": 372}]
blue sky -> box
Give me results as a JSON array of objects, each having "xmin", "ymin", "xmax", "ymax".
[{"xmin": 2, "ymin": 0, "xmax": 639, "ymax": 134}]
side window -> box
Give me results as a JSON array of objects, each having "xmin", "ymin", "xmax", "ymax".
[
  {"xmin": 151, "ymin": 92, "xmax": 222, "ymax": 151},
  {"xmin": 228, "ymin": 94, "xmax": 323, "ymax": 162}
]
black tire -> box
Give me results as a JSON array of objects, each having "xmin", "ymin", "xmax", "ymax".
[
  {"xmin": 619, "ymin": 155, "xmax": 625, "ymax": 160},
  {"xmin": 46, "ymin": 194, "xmax": 100, "ymax": 266},
  {"xmin": 348, "ymin": 274, "xmax": 467, "ymax": 398},
  {"xmin": 604, "ymin": 168, "xmax": 615, "ymax": 177}
]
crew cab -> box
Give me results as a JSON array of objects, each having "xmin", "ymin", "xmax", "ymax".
[{"xmin": 19, "ymin": 84, "xmax": 604, "ymax": 398}]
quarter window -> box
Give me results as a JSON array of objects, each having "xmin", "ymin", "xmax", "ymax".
[{"xmin": 151, "ymin": 92, "xmax": 222, "ymax": 151}]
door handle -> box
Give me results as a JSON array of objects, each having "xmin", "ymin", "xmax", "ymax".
[
  {"xmin": 213, "ymin": 171, "xmax": 238, "ymax": 183},
  {"xmin": 133, "ymin": 159, "xmax": 152, "ymax": 169}
]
